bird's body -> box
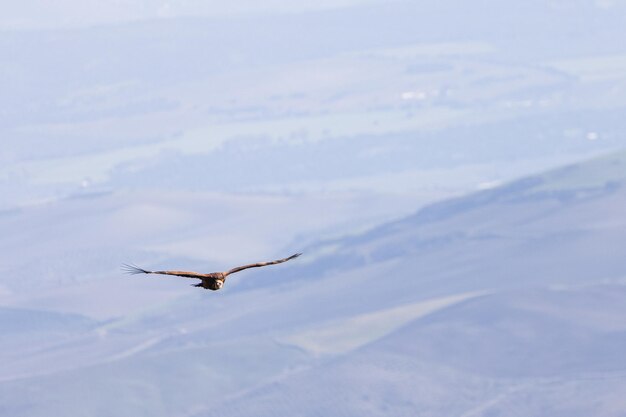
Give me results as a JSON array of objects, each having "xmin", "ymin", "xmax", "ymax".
[
  {"xmin": 192, "ymin": 272, "xmax": 226, "ymax": 290},
  {"xmin": 122, "ymin": 253, "xmax": 301, "ymax": 291}
]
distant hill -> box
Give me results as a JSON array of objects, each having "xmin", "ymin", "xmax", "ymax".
[
  {"xmin": 193, "ymin": 151, "xmax": 626, "ymax": 416},
  {"xmin": 264, "ymin": 149, "xmax": 626, "ymax": 292},
  {"xmin": 1, "ymin": 151, "xmax": 625, "ymax": 417}
]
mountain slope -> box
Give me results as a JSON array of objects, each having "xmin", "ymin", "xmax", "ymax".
[
  {"xmin": 198, "ymin": 286, "xmax": 626, "ymax": 417},
  {"xmin": 1, "ymin": 151, "xmax": 625, "ymax": 416},
  {"xmin": 190, "ymin": 151, "xmax": 626, "ymax": 416}
]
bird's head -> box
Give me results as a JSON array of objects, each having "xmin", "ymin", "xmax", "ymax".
[{"xmin": 208, "ymin": 279, "xmax": 224, "ymax": 291}]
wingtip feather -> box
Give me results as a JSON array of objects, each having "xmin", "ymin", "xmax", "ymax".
[{"xmin": 121, "ymin": 263, "xmax": 151, "ymax": 275}]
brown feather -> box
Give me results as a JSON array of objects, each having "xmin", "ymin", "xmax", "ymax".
[
  {"xmin": 224, "ymin": 253, "xmax": 302, "ymax": 276},
  {"xmin": 152, "ymin": 270, "xmax": 210, "ymax": 279},
  {"xmin": 122, "ymin": 252, "xmax": 301, "ymax": 291}
]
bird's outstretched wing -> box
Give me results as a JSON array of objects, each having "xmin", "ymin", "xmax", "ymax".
[
  {"xmin": 224, "ymin": 253, "xmax": 302, "ymax": 277},
  {"xmin": 121, "ymin": 264, "xmax": 208, "ymax": 279}
]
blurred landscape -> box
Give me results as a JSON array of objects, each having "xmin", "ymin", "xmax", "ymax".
[{"xmin": 1, "ymin": 1, "xmax": 626, "ymax": 416}]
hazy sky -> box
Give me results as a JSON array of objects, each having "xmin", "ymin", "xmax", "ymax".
[
  {"xmin": 2, "ymin": 0, "xmax": 626, "ymax": 30},
  {"xmin": 3, "ymin": 0, "xmax": 626, "ymax": 210},
  {"xmin": 0, "ymin": 0, "xmax": 390, "ymax": 29}
]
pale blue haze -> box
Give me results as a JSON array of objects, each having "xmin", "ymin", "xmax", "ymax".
[{"xmin": 1, "ymin": 1, "xmax": 626, "ymax": 416}]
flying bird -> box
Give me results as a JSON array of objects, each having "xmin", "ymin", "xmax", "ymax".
[{"xmin": 122, "ymin": 253, "xmax": 301, "ymax": 291}]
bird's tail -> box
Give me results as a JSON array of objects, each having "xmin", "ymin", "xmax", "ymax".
[{"xmin": 121, "ymin": 263, "xmax": 151, "ymax": 274}]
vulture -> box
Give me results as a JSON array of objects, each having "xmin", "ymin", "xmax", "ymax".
[{"xmin": 122, "ymin": 253, "xmax": 301, "ymax": 291}]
